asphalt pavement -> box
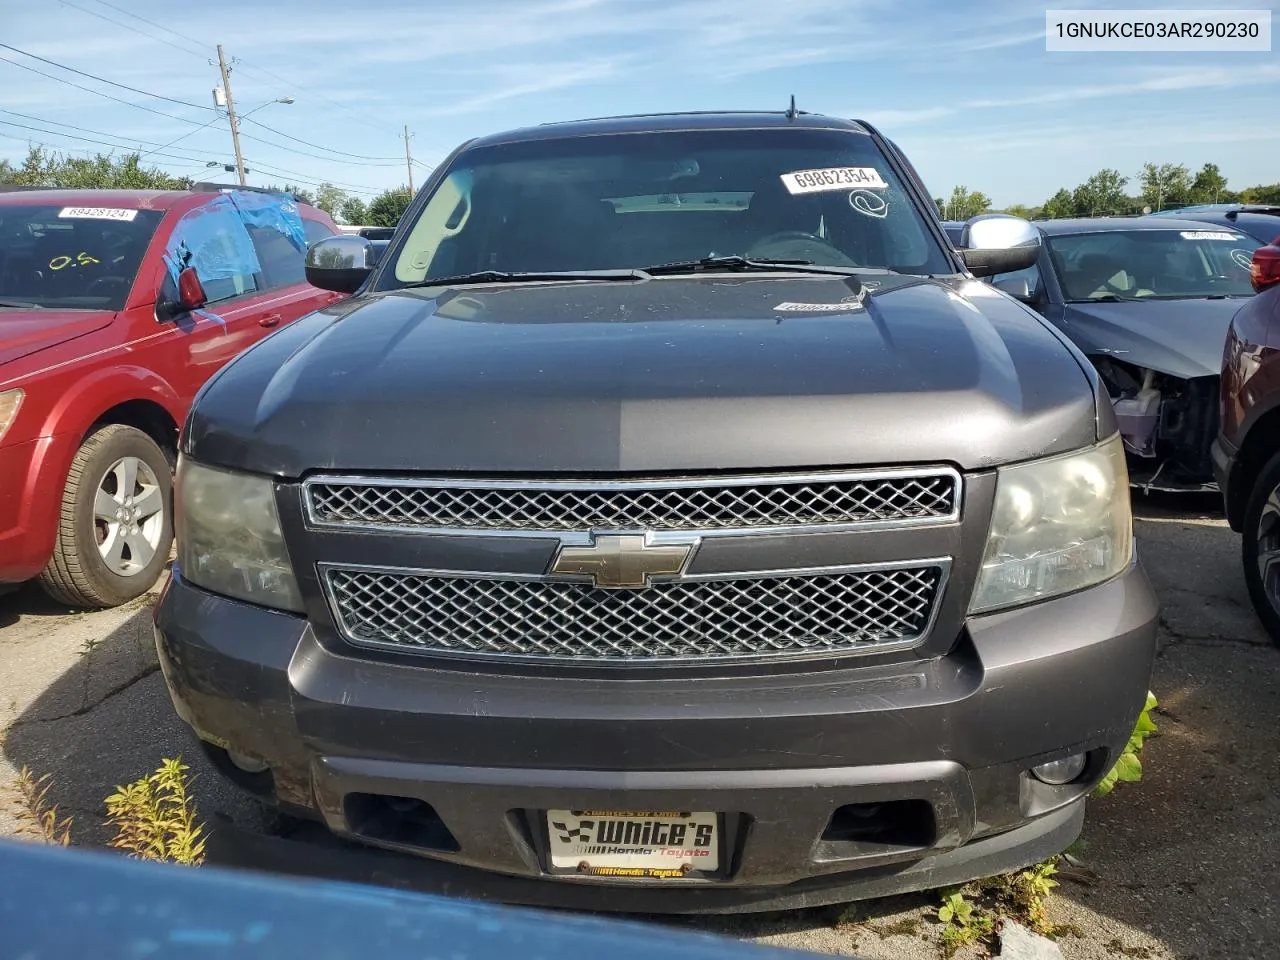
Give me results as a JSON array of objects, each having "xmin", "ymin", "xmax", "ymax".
[{"xmin": 1, "ymin": 492, "xmax": 1277, "ymax": 959}]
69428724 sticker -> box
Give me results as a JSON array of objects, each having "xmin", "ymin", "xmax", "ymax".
[{"xmin": 781, "ymin": 167, "xmax": 887, "ymax": 195}]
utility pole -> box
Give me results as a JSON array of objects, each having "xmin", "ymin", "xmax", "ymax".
[
  {"xmin": 217, "ymin": 45, "xmax": 247, "ymax": 186},
  {"xmin": 403, "ymin": 124, "xmax": 414, "ymax": 193}
]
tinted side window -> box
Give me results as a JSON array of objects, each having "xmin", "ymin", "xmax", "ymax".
[
  {"xmin": 304, "ymin": 218, "xmax": 336, "ymax": 245},
  {"xmin": 247, "ymin": 224, "xmax": 306, "ymax": 290}
]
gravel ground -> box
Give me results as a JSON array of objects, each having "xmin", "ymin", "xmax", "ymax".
[{"xmin": 2, "ymin": 493, "xmax": 1277, "ymax": 958}]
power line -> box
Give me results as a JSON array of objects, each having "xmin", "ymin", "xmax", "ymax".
[
  {"xmin": 240, "ymin": 116, "xmax": 401, "ymax": 162},
  {"xmin": 0, "ymin": 43, "xmax": 213, "ymax": 112},
  {"xmin": 0, "ymin": 57, "xmax": 400, "ymax": 174},
  {"xmin": 242, "ymin": 158, "xmax": 380, "ymax": 195},
  {"xmin": 0, "ymin": 113, "xmax": 381, "ymax": 193},
  {"xmin": 55, "ymin": 0, "xmax": 208, "ymax": 59},
  {"xmin": 0, "ymin": 119, "xmax": 381, "ymax": 195},
  {"xmin": 229, "ymin": 60, "xmax": 404, "ymax": 138},
  {"xmin": 0, "ymin": 108, "xmax": 212, "ymax": 152},
  {"xmin": 75, "ymin": 0, "xmax": 209, "ymax": 57},
  {"xmin": 137, "ymin": 114, "xmax": 225, "ymax": 160},
  {"xmin": 236, "ymin": 127, "xmax": 404, "ymax": 167},
  {"xmin": 0, "ymin": 118, "xmax": 220, "ymax": 166},
  {"xmin": 0, "ymin": 56, "xmax": 210, "ymax": 127}
]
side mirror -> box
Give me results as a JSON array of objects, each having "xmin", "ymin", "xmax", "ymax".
[
  {"xmin": 306, "ymin": 235, "xmax": 378, "ymax": 294},
  {"xmin": 177, "ymin": 267, "xmax": 207, "ymax": 311},
  {"xmin": 156, "ymin": 266, "xmax": 207, "ymax": 323},
  {"xmin": 959, "ymin": 214, "xmax": 1041, "ymax": 278},
  {"xmin": 993, "ymin": 277, "xmax": 1035, "ymax": 303}
]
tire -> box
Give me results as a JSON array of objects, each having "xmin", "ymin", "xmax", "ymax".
[
  {"xmin": 38, "ymin": 424, "xmax": 173, "ymax": 609},
  {"xmin": 1241, "ymin": 448, "xmax": 1280, "ymax": 648}
]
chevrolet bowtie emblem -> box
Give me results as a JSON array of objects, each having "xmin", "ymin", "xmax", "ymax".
[{"xmin": 548, "ymin": 534, "xmax": 697, "ymax": 589}]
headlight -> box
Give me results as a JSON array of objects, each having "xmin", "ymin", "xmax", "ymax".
[
  {"xmin": 0, "ymin": 388, "xmax": 23, "ymax": 443},
  {"xmin": 176, "ymin": 457, "xmax": 303, "ymax": 612},
  {"xmin": 969, "ymin": 433, "xmax": 1132, "ymax": 614}
]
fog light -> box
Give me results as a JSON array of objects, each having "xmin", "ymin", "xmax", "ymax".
[
  {"xmin": 227, "ymin": 750, "xmax": 269, "ymax": 774},
  {"xmin": 1031, "ymin": 753, "xmax": 1086, "ymax": 785}
]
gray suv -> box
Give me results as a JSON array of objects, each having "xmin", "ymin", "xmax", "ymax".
[{"xmin": 154, "ymin": 111, "xmax": 1158, "ymax": 912}]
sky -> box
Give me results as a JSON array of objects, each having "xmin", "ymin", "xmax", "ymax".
[{"xmin": 2, "ymin": 0, "xmax": 1279, "ymax": 209}]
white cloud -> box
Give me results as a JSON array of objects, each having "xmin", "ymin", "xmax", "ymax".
[{"xmin": 420, "ymin": 59, "xmax": 624, "ymax": 117}]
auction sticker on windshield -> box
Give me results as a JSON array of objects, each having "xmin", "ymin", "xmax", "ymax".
[
  {"xmin": 782, "ymin": 167, "xmax": 887, "ymax": 194},
  {"xmin": 1180, "ymin": 230, "xmax": 1237, "ymax": 241},
  {"xmin": 547, "ymin": 810, "xmax": 719, "ymax": 878},
  {"xmin": 58, "ymin": 207, "xmax": 138, "ymax": 221}
]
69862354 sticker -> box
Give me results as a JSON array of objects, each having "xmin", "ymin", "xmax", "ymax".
[{"xmin": 781, "ymin": 167, "xmax": 887, "ymax": 195}]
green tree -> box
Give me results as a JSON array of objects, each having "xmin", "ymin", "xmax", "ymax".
[
  {"xmin": 1040, "ymin": 188, "xmax": 1075, "ymax": 220},
  {"xmin": 0, "ymin": 158, "xmax": 13, "ymax": 184},
  {"xmin": 339, "ymin": 196, "xmax": 368, "ymax": 225},
  {"xmin": 260, "ymin": 183, "xmax": 315, "ymax": 205},
  {"xmin": 313, "ymin": 182, "xmax": 347, "ymax": 217},
  {"xmin": 1190, "ymin": 163, "xmax": 1228, "ymax": 205},
  {"xmin": 934, "ymin": 196, "xmax": 946, "ymax": 217},
  {"xmin": 941, "ymin": 185, "xmax": 991, "ymax": 221},
  {"xmin": 1241, "ymin": 183, "xmax": 1280, "ymax": 205},
  {"xmin": 5, "ymin": 146, "xmax": 192, "ymax": 189},
  {"xmin": 1071, "ymin": 168, "xmax": 1130, "ymax": 216},
  {"xmin": 1000, "ymin": 203, "xmax": 1039, "ymax": 220},
  {"xmin": 1138, "ymin": 162, "xmax": 1191, "ymax": 211},
  {"xmin": 366, "ymin": 185, "xmax": 412, "ymax": 227}
]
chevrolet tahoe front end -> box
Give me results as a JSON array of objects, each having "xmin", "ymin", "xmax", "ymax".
[{"xmin": 153, "ymin": 112, "xmax": 1158, "ymax": 912}]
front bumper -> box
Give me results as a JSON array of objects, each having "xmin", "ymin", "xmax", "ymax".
[
  {"xmin": 0, "ymin": 435, "xmax": 75, "ymax": 584},
  {"xmin": 154, "ymin": 563, "xmax": 1158, "ymax": 912}
]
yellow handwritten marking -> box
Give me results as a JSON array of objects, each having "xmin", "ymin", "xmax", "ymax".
[{"xmin": 48, "ymin": 252, "xmax": 101, "ymax": 270}]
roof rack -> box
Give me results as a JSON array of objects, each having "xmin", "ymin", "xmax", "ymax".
[{"xmin": 189, "ymin": 182, "xmax": 304, "ymax": 202}]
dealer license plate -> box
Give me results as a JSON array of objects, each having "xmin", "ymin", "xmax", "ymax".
[{"xmin": 546, "ymin": 810, "xmax": 720, "ymax": 878}]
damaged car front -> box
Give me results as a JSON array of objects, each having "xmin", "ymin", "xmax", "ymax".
[{"xmin": 978, "ymin": 216, "xmax": 1261, "ymax": 492}]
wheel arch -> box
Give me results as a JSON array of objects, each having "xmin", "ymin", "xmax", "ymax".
[
  {"xmin": 42, "ymin": 367, "xmax": 184, "ymax": 458},
  {"xmin": 1229, "ymin": 405, "xmax": 1280, "ymax": 531}
]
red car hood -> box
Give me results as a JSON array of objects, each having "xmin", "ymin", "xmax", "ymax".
[{"xmin": 0, "ymin": 309, "xmax": 114, "ymax": 369}]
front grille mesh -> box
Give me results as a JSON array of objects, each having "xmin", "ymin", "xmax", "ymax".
[
  {"xmin": 325, "ymin": 565, "xmax": 943, "ymax": 662},
  {"xmin": 307, "ymin": 472, "xmax": 957, "ymax": 533}
]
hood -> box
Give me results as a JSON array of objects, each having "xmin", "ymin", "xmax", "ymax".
[
  {"xmin": 0, "ymin": 309, "xmax": 114, "ymax": 369},
  {"xmin": 184, "ymin": 274, "xmax": 1099, "ymax": 477},
  {"xmin": 1061, "ymin": 297, "xmax": 1245, "ymax": 379}
]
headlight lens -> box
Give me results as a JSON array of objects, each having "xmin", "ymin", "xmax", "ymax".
[
  {"xmin": 0, "ymin": 388, "xmax": 23, "ymax": 443},
  {"xmin": 969, "ymin": 433, "xmax": 1132, "ymax": 614},
  {"xmin": 176, "ymin": 457, "xmax": 303, "ymax": 612}
]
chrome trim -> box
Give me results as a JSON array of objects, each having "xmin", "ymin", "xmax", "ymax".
[
  {"xmin": 300, "ymin": 466, "xmax": 963, "ymax": 542},
  {"xmin": 317, "ymin": 557, "xmax": 952, "ymax": 665}
]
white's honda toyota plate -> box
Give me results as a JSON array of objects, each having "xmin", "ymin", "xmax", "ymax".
[{"xmin": 546, "ymin": 810, "xmax": 720, "ymax": 878}]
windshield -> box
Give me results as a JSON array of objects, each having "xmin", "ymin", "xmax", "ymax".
[
  {"xmin": 1047, "ymin": 229, "xmax": 1260, "ymax": 301},
  {"xmin": 0, "ymin": 204, "xmax": 163, "ymax": 311},
  {"xmin": 381, "ymin": 128, "xmax": 953, "ymax": 288}
]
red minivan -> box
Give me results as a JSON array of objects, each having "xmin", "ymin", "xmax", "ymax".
[{"xmin": 0, "ymin": 185, "xmax": 346, "ymax": 607}]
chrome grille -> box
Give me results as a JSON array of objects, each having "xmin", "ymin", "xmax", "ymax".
[
  {"xmin": 305, "ymin": 470, "xmax": 959, "ymax": 534},
  {"xmin": 323, "ymin": 564, "xmax": 945, "ymax": 662}
]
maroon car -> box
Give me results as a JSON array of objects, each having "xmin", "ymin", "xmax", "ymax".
[
  {"xmin": 0, "ymin": 185, "xmax": 345, "ymax": 607},
  {"xmin": 1214, "ymin": 239, "xmax": 1280, "ymax": 644}
]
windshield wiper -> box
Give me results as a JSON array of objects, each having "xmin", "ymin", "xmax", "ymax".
[
  {"xmin": 1067, "ymin": 294, "xmax": 1139, "ymax": 303},
  {"xmin": 0, "ymin": 299, "xmax": 43, "ymax": 309},
  {"xmin": 644, "ymin": 256, "xmax": 874, "ymax": 277},
  {"xmin": 399, "ymin": 269, "xmax": 650, "ymax": 290}
]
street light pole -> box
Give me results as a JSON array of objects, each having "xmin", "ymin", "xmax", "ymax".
[{"xmin": 216, "ymin": 44, "xmax": 247, "ymax": 186}]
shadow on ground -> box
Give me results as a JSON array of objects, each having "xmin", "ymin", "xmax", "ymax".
[{"xmin": 3, "ymin": 495, "xmax": 1278, "ymax": 959}]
